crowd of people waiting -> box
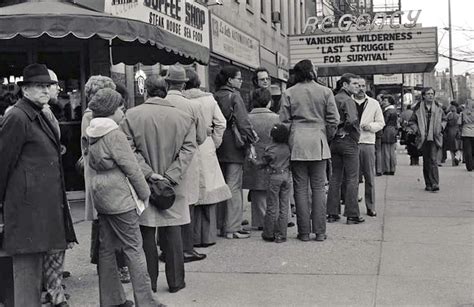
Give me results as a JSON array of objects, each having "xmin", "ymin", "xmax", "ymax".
[{"xmin": 1, "ymin": 60, "xmax": 474, "ymax": 306}]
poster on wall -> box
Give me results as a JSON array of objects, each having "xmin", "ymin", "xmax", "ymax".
[
  {"xmin": 289, "ymin": 26, "xmax": 438, "ymax": 76},
  {"xmin": 104, "ymin": 0, "xmax": 210, "ymax": 48},
  {"xmin": 210, "ymin": 14, "xmax": 260, "ymax": 69}
]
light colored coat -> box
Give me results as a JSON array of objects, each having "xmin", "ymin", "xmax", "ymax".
[
  {"xmin": 166, "ymin": 90, "xmax": 207, "ymax": 205},
  {"xmin": 183, "ymin": 89, "xmax": 231, "ymax": 204},
  {"xmin": 353, "ymin": 95, "xmax": 385, "ymax": 144},
  {"xmin": 80, "ymin": 109, "xmax": 98, "ymax": 221},
  {"xmin": 86, "ymin": 118, "xmax": 150, "ymax": 215},
  {"xmin": 279, "ymin": 80, "xmax": 340, "ymax": 161},
  {"xmin": 120, "ymin": 97, "xmax": 197, "ymax": 227}
]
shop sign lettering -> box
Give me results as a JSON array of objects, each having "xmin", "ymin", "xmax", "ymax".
[
  {"xmin": 289, "ymin": 26, "xmax": 437, "ymax": 70},
  {"xmin": 210, "ymin": 15, "xmax": 260, "ymax": 68},
  {"xmin": 303, "ymin": 10, "xmax": 421, "ymax": 34},
  {"xmin": 105, "ymin": 0, "xmax": 210, "ymax": 48}
]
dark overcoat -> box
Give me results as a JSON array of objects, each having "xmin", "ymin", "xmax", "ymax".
[
  {"xmin": 214, "ymin": 86, "xmax": 257, "ymax": 164},
  {"xmin": 0, "ymin": 98, "xmax": 77, "ymax": 254}
]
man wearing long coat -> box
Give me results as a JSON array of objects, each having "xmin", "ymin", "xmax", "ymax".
[
  {"xmin": 0, "ymin": 63, "xmax": 77, "ymax": 306},
  {"xmin": 121, "ymin": 75, "xmax": 197, "ymax": 293}
]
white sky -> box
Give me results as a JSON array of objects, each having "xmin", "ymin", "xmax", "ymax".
[{"xmin": 401, "ymin": 0, "xmax": 474, "ymax": 75}]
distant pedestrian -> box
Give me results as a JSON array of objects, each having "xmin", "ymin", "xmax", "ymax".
[
  {"xmin": 183, "ymin": 68, "xmax": 231, "ymax": 248},
  {"xmin": 280, "ymin": 59, "xmax": 340, "ymax": 241},
  {"xmin": 254, "ymin": 124, "xmax": 291, "ymax": 243},
  {"xmin": 214, "ymin": 66, "xmax": 258, "ymax": 239},
  {"xmin": 408, "ymin": 88, "xmax": 447, "ymax": 192},
  {"xmin": 445, "ymin": 105, "xmax": 461, "ymax": 166},
  {"xmin": 381, "ymin": 95, "xmax": 398, "ymax": 175},
  {"xmin": 458, "ymin": 99, "xmax": 474, "ymax": 171},
  {"xmin": 85, "ymin": 88, "xmax": 163, "ymax": 307}
]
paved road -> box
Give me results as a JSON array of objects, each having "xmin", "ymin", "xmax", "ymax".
[{"xmin": 65, "ymin": 150, "xmax": 474, "ymax": 306}]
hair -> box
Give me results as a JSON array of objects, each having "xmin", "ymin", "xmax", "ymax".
[
  {"xmin": 84, "ymin": 75, "xmax": 116, "ymax": 102},
  {"xmin": 293, "ymin": 59, "xmax": 314, "ymax": 83},
  {"xmin": 384, "ymin": 95, "xmax": 396, "ymax": 105},
  {"xmin": 252, "ymin": 88, "xmax": 272, "ymax": 108},
  {"xmin": 214, "ymin": 66, "xmax": 240, "ymax": 89},
  {"xmin": 252, "ymin": 67, "xmax": 270, "ymax": 87},
  {"xmin": 145, "ymin": 75, "xmax": 168, "ymax": 98},
  {"xmin": 270, "ymin": 124, "xmax": 290, "ymax": 144},
  {"xmin": 0, "ymin": 92, "xmax": 18, "ymax": 116},
  {"xmin": 421, "ymin": 87, "xmax": 435, "ymax": 97},
  {"xmin": 114, "ymin": 82, "xmax": 129, "ymax": 110},
  {"xmin": 340, "ymin": 73, "xmax": 359, "ymax": 87},
  {"xmin": 185, "ymin": 68, "xmax": 201, "ymax": 90},
  {"xmin": 88, "ymin": 88, "xmax": 123, "ymax": 118},
  {"xmin": 333, "ymin": 79, "xmax": 344, "ymax": 94}
]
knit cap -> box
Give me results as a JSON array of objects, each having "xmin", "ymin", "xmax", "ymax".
[{"xmin": 88, "ymin": 88, "xmax": 123, "ymax": 117}]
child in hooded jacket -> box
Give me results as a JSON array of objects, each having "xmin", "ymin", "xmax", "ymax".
[{"xmin": 86, "ymin": 88, "xmax": 164, "ymax": 307}]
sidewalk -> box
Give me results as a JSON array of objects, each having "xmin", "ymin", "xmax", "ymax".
[{"xmin": 64, "ymin": 150, "xmax": 474, "ymax": 306}]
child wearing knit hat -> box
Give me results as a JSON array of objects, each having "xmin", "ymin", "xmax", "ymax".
[{"xmin": 85, "ymin": 88, "xmax": 165, "ymax": 306}]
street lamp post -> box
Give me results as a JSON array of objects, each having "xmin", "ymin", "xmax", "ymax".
[{"xmin": 448, "ymin": 0, "xmax": 454, "ymax": 100}]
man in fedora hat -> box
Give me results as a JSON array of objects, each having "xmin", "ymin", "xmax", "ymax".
[
  {"xmin": 121, "ymin": 75, "xmax": 198, "ymax": 294},
  {"xmin": 163, "ymin": 65, "xmax": 208, "ymax": 264},
  {"xmin": 0, "ymin": 63, "xmax": 77, "ymax": 306}
]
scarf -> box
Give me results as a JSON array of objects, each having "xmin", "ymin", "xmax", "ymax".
[{"xmin": 416, "ymin": 101, "xmax": 442, "ymax": 148}]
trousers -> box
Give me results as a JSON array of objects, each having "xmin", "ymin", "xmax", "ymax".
[
  {"xmin": 217, "ymin": 163, "xmax": 244, "ymax": 234},
  {"xmin": 98, "ymin": 210, "xmax": 159, "ymax": 307},
  {"xmin": 422, "ymin": 141, "xmax": 440, "ymax": 188},
  {"xmin": 327, "ymin": 137, "xmax": 361, "ymax": 218},
  {"xmin": 291, "ymin": 160, "xmax": 327, "ymax": 235},
  {"xmin": 250, "ymin": 190, "xmax": 266, "ymax": 228},
  {"xmin": 359, "ymin": 144, "xmax": 376, "ymax": 211},
  {"xmin": 193, "ymin": 204, "xmax": 217, "ymax": 245},
  {"xmin": 381, "ymin": 142, "xmax": 397, "ymax": 173},
  {"xmin": 262, "ymin": 172, "xmax": 291, "ymax": 239}
]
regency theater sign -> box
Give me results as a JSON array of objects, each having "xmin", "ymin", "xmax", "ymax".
[{"xmin": 289, "ymin": 11, "xmax": 438, "ymax": 76}]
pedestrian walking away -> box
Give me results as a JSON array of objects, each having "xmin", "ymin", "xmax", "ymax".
[
  {"xmin": 458, "ymin": 99, "xmax": 474, "ymax": 171},
  {"xmin": 380, "ymin": 95, "xmax": 398, "ymax": 175}
]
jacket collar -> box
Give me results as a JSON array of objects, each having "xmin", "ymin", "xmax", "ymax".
[
  {"xmin": 14, "ymin": 98, "xmax": 42, "ymax": 121},
  {"xmin": 167, "ymin": 90, "xmax": 184, "ymax": 97},
  {"xmin": 144, "ymin": 97, "xmax": 175, "ymax": 108},
  {"xmin": 250, "ymin": 107, "xmax": 273, "ymax": 114},
  {"xmin": 218, "ymin": 85, "xmax": 234, "ymax": 92}
]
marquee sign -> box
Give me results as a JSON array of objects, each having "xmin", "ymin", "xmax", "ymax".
[
  {"xmin": 104, "ymin": 0, "xmax": 210, "ymax": 48},
  {"xmin": 289, "ymin": 26, "xmax": 438, "ymax": 76}
]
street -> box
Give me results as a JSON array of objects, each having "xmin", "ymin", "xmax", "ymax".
[{"xmin": 64, "ymin": 148, "xmax": 474, "ymax": 306}]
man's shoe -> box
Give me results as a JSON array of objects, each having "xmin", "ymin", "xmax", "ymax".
[
  {"xmin": 327, "ymin": 215, "xmax": 340, "ymax": 223},
  {"xmin": 184, "ymin": 250, "xmax": 206, "ymax": 263},
  {"xmin": 432, "ymin": 185, "xmax": 440, "ymax": 192},
  {"xmin": 116, "ymin": 300, "xmax": 134, "ymax": 307},
  {"xmin": 261, "ymin": 234, "xmax": 275, "ymax": 242},
  {"xmin": 425, "ymin": 186, "xmax": 433, "ymax": 191},
  {"xmin": 194, "ymin": 242, "xmax": 216, "ymax": 248},
  {"xmin": 287, "ymin": 221, "xmax": 295, "ymax": 227},
  {"xmin": 315, "ymin": 234, "xmax": 327, "ymax": 241},
  {"xmin": 376, "ymin": 172, "xmax": 383, "ymax": 176},
  {"xmin": 119, "ymin": 266, "xmax": 131, "ymax": 283},
  {"xmin": 297, "ymin": 233, "xmax": 310, "ymax": 241},
  {"xmin": 62, "ymin": 271, "xmax": 71, "ymax": 279},
  {"xmin": 274, "ymin": 235, "xmax": 286, "ymax": 243},
  {"xmin": 388, "ymin": 172, "xmax": 395, "ymax": 175},
  {"xmin": 241, "ymin": 219, "xmax": 249, "ymax": 226},
  {"xmin": 347, "ymin": 216, "xmax": 365, "ymax": 224},
  {"xmin": 226, "ymin": 231, "xmax": 250, "ymax": 239},
  {"xmin": 367, "ymin": 209, "xmax": 377, "ymax": 217},
  {"xmin": 55, "ymin": 302, "xmax": 69, "ymax": 307},
  {"xmin": 169, "ymin": 283, "xmax": 186, "ymax": 293}
]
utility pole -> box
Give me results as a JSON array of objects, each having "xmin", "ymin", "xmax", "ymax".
[{"xmin": 448, "ymin": 0, "xmax": 454, "ymax": 100}]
